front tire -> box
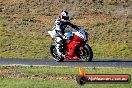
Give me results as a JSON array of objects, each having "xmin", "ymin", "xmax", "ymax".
[
  {"xmin": 50, "ymin": 45, "xmax": 64, "ymax": 62},
  {"xmin": 83, "ymin": 44, "xmax": 93, "ymax": 61},
  {"xmin": 76, "ymin": 44, "xmax": 93, "ymax": 62}
]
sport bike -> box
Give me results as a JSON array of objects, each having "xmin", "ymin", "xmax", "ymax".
[{"xmin": 48, "ymin": 29, "xmax": 93, "ymax": 62}]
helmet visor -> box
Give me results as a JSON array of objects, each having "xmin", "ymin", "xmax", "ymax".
[{"xmin": 62, "ymin": 16, "xmax": 69, "ymax": 20}]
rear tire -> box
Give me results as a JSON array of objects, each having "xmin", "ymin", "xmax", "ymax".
[{"xmin": 50, "ymin": 45, "xmax": 64, "ymax": 62}]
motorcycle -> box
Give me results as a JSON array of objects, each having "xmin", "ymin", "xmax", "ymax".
[{"xmin": 48, "ymin": 29, "xmax": 93, "ymax": 62}]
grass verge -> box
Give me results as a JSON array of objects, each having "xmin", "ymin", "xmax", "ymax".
[
  {"xmin": 90, "ymin": 43, "xmax": 132, "ymax": 59},
  {"xmin": 0, "ymin": 66, "xmax": 132, "ymax": 88},
  {"xmin": 0, "ymin": 78, "xmax": 132, "ymax": 88}
]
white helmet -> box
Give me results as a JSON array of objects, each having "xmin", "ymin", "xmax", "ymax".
[{"xmin": 60, "ymin": 11, "xmax": 69, "ymax": 22}]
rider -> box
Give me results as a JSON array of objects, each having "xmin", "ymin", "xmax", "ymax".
[{"xmin": 52, "ymin": 10, "xmax": 79, "ymax": 57}]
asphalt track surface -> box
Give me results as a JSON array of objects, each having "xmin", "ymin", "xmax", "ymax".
[{"xmin": 0, "ymin": 58, "xmax": 132, "ymax": 67}]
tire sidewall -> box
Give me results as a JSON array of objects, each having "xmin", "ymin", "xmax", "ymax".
[
  {"xmin": 83, "ymin": 44, "xmax": 93, "ymax": 61},
  {"xmin": 75, "ymin": 44, "xmax": 93, "ymax": 62}
]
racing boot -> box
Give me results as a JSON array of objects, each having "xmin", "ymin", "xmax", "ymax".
[{"xmin": 56, "ymin": 44, "xmax": 65, "ymax": 58}]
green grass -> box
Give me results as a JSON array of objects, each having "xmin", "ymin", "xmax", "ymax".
[
  {"xmin": 0, "ymin": 66, "xmax": 132, "ymax": 77},
  {"xmin": 0, "ymin": 66, "xmax": 132, "ymax": 88},
  {"xmin": 90, "ymin": 43, "xmax": 132, "ymax": 59},
  {"xmin": 0, "ymin": 17, "xmax": 51, "ymax": 59},
  {"xmin": 0, "ymin": 78, "xmax": 132, "ymax": 88},
  {"xmin": 87, "ymin": 18, "xmax": 132, "ymax": 44}
]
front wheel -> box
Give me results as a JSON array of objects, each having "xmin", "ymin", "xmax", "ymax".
[
  {"xmin": 50, "ymin": 45, "xmax": 64, "ymax": 62},
  {"xmin": 76, "ymin": 44, "xmax": 93, "ymax": 62},
  {"xmin": 83, "ymin": 44, "xmax": 93, "ymax": 61}
]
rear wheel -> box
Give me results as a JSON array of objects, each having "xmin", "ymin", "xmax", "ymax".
[
  {"xmin": 76, "ymin": 44, "xmax": 93, "ymax": 62},
  {"xmin": 50, "ymin": 45, "xmax": 64, "ymax": 62}
]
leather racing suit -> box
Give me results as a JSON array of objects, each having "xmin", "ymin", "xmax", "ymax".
[{"xmin": 52, "ymin": 17, "xmax": 79, "ymax": 57}]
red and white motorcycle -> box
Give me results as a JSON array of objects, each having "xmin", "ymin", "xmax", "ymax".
[{"xmin": 48, "ymin": 29, "xmax": 93, "ymax": 62}]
